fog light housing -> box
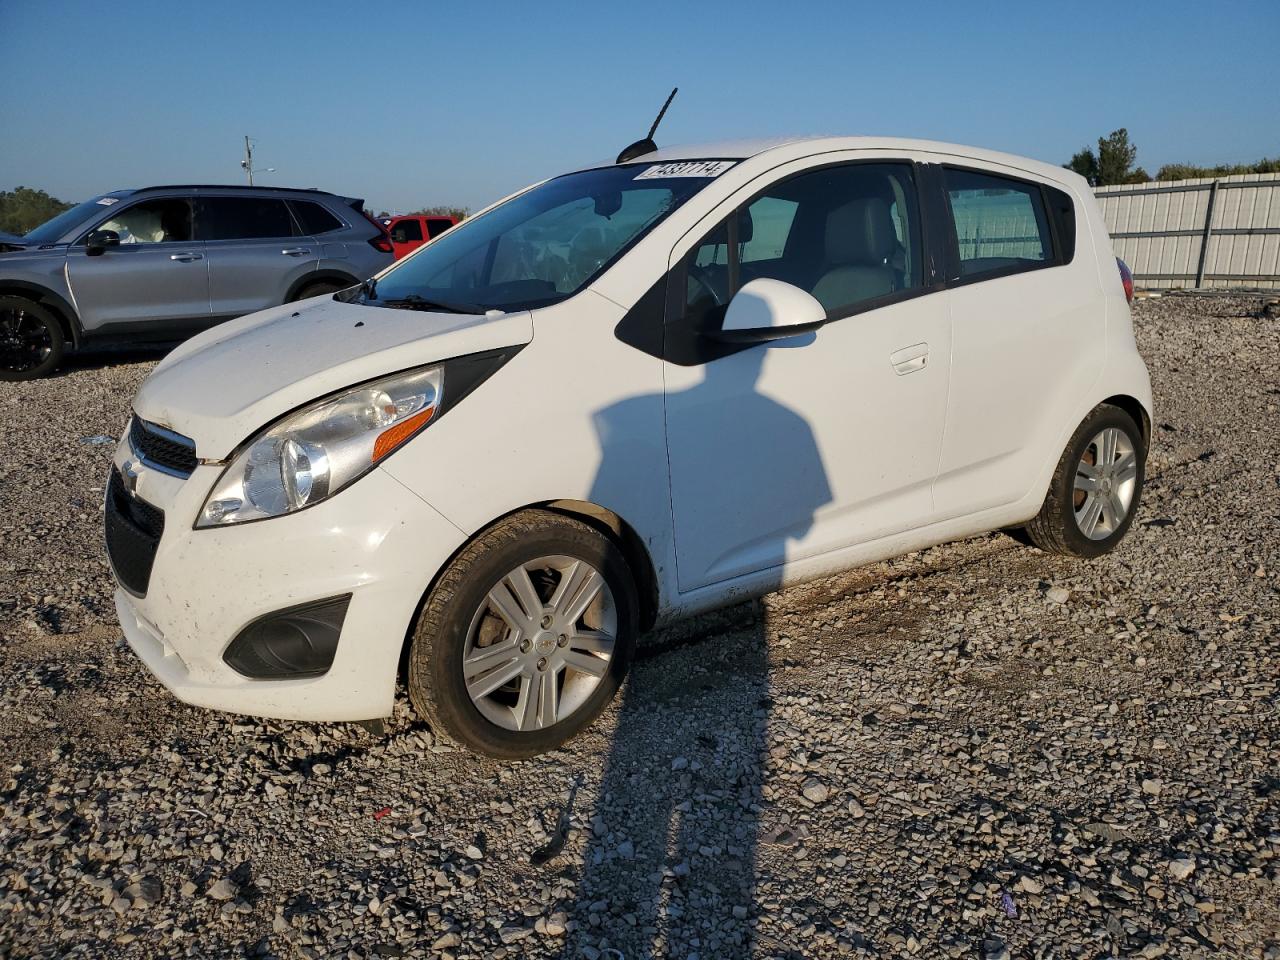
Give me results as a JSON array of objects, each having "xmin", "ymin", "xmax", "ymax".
[{"xmin": 223, "ymin": 596, "xmax": 351, "ymax": 679}]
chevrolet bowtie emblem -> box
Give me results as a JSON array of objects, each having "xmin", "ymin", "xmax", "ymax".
[{"xmin": 122, "ymin": 459, "xmax": 140, "ymax": 497}]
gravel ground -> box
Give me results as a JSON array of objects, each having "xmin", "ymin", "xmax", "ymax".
[{"xmin": 1, "ymin": 295, "xmax": 1278, "ymax": 959}]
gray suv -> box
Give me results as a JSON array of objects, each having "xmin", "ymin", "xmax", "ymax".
[{"xmin": 0, "ymin": 185, "xmax": 394, "ymax": 379}]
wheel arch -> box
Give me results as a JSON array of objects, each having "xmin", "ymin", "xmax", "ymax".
[
  {"xmin": 285, "ymin": 270, "xmax": 359, "ymax": 302},
  {"xmin": 1101, "ymin": 393, "xmax": 1151, "ymax": 451},
  {"xmin": 395, "ymin": 498, "xmax": 660, "ymax": 684},
  {"xmin": 0, "ymin": 281, "xmax": 83, "ymax": 347}
]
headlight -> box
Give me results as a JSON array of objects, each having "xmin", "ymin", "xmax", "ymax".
[{"xmin": 197, "ymin": 365, "xmax": 442, "ymax": 527}]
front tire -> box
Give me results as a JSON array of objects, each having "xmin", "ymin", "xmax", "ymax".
[
  {"xmin": 1025, "ymin": 404, "xmax": 1145, "ymax": 558},
  {"xmin": 407, "ymin": 510, "xmax": 638, "ymax": 758},
  {"xmin": 0, "ymin": 296, "xmax": 65, "ymax": 381}
]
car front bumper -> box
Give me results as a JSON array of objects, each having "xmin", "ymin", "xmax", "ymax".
[{"xmin": 109, "ymin": 440, "xmax": 466, "ymax": 722}]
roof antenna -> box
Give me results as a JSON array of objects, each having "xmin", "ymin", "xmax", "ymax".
[{"xmin": 616, "ymin": 87, "xmax": 678, "ymax": 164}]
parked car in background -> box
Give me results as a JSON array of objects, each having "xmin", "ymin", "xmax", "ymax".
[
  {"xmin": 386, "ymin": 213, "xmax": 457, "ymax": 259},
  {"xmin": 0, "ymin": 185, "xmax": 394, "ymax": 379},
  {"xmin": 107, "ymin": 137, "xmax": 1150, "ymax": 758}
]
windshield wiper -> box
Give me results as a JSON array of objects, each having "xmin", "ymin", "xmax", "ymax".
[{"xmin": 379, "ymin": 294, "xmax": 484, "ymax": 315}]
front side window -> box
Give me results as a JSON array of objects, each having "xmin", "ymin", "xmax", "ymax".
[
  {"xmin": 196, "ymin": 197, "xmax": 297, "ymax": 241},
  {"xmin": 683, "ymin": 162, "xmax": 922, "ymax": 325},
  {"xmin": 944, "ymin": 169, "xmax": 1052, "ymax": 278},
  {"xmin": 391, "ymin": 219, "xmax": 423, "ymax": 243},
  {"xmin": 94, "ymin": 198, "xmax": 192, "ymax": 244},
  {"xmin": 366, "ymin": 163, "xmax": 730, "ymax": 312}
]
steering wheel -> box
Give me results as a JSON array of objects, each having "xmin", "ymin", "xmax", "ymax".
[{"xmin": 687, "ymin": 262, "xmax": 729, "ymax": 307}]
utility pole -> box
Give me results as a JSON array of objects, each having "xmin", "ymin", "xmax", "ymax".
[{"xmin": 242, "ymin": 135, "xmax": 254, "ymax": 186}]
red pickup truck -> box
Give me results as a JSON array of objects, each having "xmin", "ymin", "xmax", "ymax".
[{"xmin": 386, "ymin": 214, "xmax": 458, "ymax": 259}]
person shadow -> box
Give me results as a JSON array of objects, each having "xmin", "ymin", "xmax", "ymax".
[{"xmin": 564, "ymin": 342, "xmax": 831, "ymax": 959}]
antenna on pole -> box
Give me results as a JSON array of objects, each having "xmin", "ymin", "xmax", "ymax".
[
  {"xmin": 239, "ymin": 136, "xmax": 276, "ymax": 185},
  {"xmin": 616, "ymin": 87, "xmax": 678, "ymax": 164},
  {"xmin": 241, "ymin": 135, "xmax": 254, "ymax": 186}
]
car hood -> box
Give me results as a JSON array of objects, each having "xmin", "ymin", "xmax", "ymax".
[{"xmin": 133, "ymin": 297, "xmax": 533, "ymax": 460}]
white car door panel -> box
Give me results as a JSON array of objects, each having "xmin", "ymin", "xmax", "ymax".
[
  {"xmin": 665, "ymin": 296, "xmax": 950, "ymax": 591},
  {"xmin": 662, "ymin": 156, "xmax": 952, "ymax": 593}
]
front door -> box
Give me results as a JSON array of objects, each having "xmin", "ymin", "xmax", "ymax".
[
  {"xmin": 65, "ymin": 197, "xmax": 210, "ymax": 333},
  {"xmin": 663, "ymin": 159, "xmax": 952, "ymax": 592}
]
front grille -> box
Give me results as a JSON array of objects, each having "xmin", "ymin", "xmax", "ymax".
[
  {"xmin": 130, "ymin": 417, "xmax": 197, "ymax": 477},
  {"xmin": 105, "ymin": 467, "xmax": 165, "ymax": 596}
]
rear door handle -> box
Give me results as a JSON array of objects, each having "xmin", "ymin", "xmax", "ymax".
[
  {"xmin": 281, "ymin": 247, "xmax": 310, "ymax": 257},
  {"xmin": 889, "ymin": 342, "xmax": 929, "ymax": 375},
  {"xmin": 169, "ymin": 252, "xmax": 203, "ymax": 262}
]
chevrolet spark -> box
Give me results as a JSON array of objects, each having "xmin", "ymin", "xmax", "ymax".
[{"xmin": 107, "ymin": 137, "xmax": 1151, "ymax": 758}]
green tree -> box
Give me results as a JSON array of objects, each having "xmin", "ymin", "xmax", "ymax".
[
  {"xmin": 0, "ymin": 186, "xmax": 74, "ymax": 235},
  {"xmin": 410, "ymin": 205, "xmax": 469, "ymax": 221},
  {"xmin": 1155, "ymin": 157, "xmax": 1280, "ymax": 181},
  {"xmin": 1097, "ymin": 128, "xmax": 1143, "ymax": 185},
  {"xmin": 1065, "ymin": 147, "xmax": 1100, "ymax": 184}
]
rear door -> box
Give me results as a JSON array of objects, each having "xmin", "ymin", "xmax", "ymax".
[
  {"xmin": 930, "ymin": 163, "xmax": 1102, "ymax": 518},
  {"xmin": 65, "ymin": 196, "xmax": 210, "ymax": 333},
  {"xmin": 196, "ymin": 195, "xmax": 317, "ymax": 317}
]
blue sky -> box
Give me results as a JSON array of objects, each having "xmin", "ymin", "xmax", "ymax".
[{"xmin": 2, "ymin": 0, "xmax": 1277, "ymax": 214}]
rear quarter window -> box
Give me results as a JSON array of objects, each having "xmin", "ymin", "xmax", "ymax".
[{"xmin": 290, "ymin": 200, "xmax": 344, "ymax": 235}]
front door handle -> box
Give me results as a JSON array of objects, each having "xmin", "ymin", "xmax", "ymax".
[
  {"xmin": 281, "ymin": 247, "xmax": 311, "ymax": 257},
  {"xmin": 889, "ymin": 342, "xmax": 929, "ymax": 375},
  {"xmin": 169, "ymin": 252, "xmax": 203, "ymax": 262}
]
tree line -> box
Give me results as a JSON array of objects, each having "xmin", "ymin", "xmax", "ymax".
[
  {"xmin": 1065, "ymin": 129, "xmax": 1280, "ymax": 186},
  {"xmin": 0, "ymin": 187, "xmax": 73, "ymax": 236}
]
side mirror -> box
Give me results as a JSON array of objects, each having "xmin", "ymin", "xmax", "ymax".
[
  {"xmin": 707, "ymin": 278, "xmax": 826, "ymax": 344},
  {"xmin": 85, "ymin": 229, "xmax": 121, "ymax": 256}
]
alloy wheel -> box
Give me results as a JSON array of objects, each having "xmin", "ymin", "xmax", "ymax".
[
  {"xmin": 1073, "ymin": 427, "xmax": 1138, "ymax": 540},
  {"xmin": 462, "ymin": 555, "xmax": 617, "ymax": 732},
  {"xmin": 0, "ymin": 304, "xmax": 53, "ymax": 374}
]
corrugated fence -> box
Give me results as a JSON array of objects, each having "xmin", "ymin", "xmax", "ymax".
[{"xmin": 1095, "ymin": 173, "xmax": 1280, "ymax": 290}]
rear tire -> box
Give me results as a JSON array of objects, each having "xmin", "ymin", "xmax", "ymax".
[
  {"xmin": 1024, "ymin": 404, "xmax": 1145, "ymax": 558},
  {"xmin": 407, "ymin": 510, "xmax": 638, "ymax": 758},
  {"xmin": 0, "ymin": 296, "xmax": 65, "ymax": 381}
]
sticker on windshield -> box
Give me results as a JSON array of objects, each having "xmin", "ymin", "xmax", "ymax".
[
  {"xmin": 96, "ymin": 197, "xmax": 119, "ymax": 205},
  {"xmin": 634, "ymin": 161, "xmax": 735, "ymax": 180}
]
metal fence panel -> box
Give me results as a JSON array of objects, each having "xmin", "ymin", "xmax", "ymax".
[{"xmin": 1095, "ymin": 173, "xmax": 1280, "ymax": 290}]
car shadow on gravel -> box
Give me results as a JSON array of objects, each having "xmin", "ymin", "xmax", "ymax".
[
  {"xmin": 565, "ymin": 350, "xmax": 830, "ymax": 957},
  {"xmin": 50, "ymin": 342, "xmax": 173, "ymax": 377}
]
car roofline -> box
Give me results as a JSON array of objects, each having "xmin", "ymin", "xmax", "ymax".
[
  {"xmin": 568, "ymin": 135, "xmax": 1083, "ymax": 188},
  {"xmin": 132, "ymin": 184, "xmax": 339, "ymax": 196}
]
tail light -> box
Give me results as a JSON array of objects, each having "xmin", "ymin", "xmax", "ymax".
[
  {"xmin": 360, "ymin": 210, "xmax": 395, "ymax": 254},
  {"xmin": 1116, "ymin": 257, "xmax": 1134, "ymax": 304}
]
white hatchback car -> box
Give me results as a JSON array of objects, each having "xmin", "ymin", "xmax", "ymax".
[{"xmin": 107, "ymin": 137, "xmax": 1151, "ymax": 757}]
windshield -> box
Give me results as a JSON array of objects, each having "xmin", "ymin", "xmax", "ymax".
[
  {"xmin": 22, "ymin": 196, "xmax": 121, "ymax": 245},
  {"xmin": 364, "ymin": 162, "xmax": 735, "ymax": 312}
]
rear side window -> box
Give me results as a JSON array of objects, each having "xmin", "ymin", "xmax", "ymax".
[
  {"xmin": 197, "ymin": 197, "xmax": 298, "ymax": 241},
  {"xmin": 427, "ymin": 218, "xmax": 454, "ymax": 239},
  {"xmin": 290, "ymin": 200, "xmax": 344, "ymax": 235},
  {"xmin": 944, "ymin": 169, "xmax": 1053, "ymax": 279},
  {"xmin": 391, "ymin": 219, "xmax": 423, "ymax": 243}
]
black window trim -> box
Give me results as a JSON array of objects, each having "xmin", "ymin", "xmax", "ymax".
[
  {"xmin": 935, "ymin": 163, "xmax": 1069, "ymax": 289},
  {"xmin": 668, "ymin": 157, "xmax": 942, "ymax": 340},
  {"xmin": 194, "ymin": 194, "xmax": 305, "ymax": 243},
  {"xmin": 71, "ymin": 195, "xmax": 197, "ymax": 247}
]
